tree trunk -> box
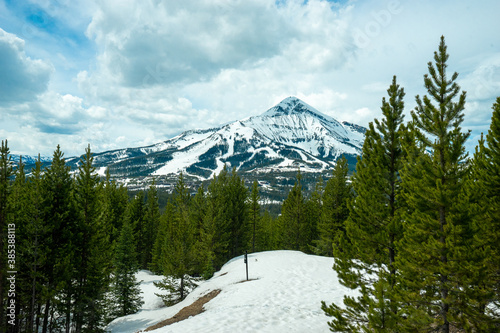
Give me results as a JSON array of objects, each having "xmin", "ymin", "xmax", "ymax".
[{"xmin": 42, "ymin": 298, "xmax": 50, "ymax": 333}]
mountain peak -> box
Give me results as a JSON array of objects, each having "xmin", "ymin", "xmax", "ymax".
[{"xmin": 263, "ymin": 96, "xmax": 315, "ymax": 116}]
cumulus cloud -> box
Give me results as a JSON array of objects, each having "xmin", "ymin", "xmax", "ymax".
[
  {"xmin": 78, "ymin": 0, "xmax": 358, "ymax": 139},
  {"xmin": 0, "ymin": 28, "xmax": 53, "ymax": 106},
  {"xmin": 85, "ymin": 0, "xmax": 295, "ymax": 88},
  {"xmin": 2, "ymin": 0, "xmax": 499, "ymax": 157}
]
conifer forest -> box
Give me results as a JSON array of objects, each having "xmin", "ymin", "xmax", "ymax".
[{"xmin": 1, "ymin": 37, "xmax": 499, "ymax": 333}]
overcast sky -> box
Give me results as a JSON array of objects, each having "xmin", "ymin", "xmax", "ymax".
[{"xmin": 1, "ymin": 0, "xmax": 499, "ymax": 157}]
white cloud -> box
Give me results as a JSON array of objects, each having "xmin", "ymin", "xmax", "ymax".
[
  {"xmin": 0, "ymin": 28, "xmax": 53, "ymax": 106},
  {"xmin": 2, "ymin": 0, "xmax": 500, "ymax": 157}
]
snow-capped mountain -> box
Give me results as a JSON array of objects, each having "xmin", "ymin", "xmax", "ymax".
[
  {"xmin": 9, "ymin": 154, "xmax": 52, "ymax": 166},
  {"xmin": 68, "ymin": 97, "xmax": 366, "ymax": 181}
]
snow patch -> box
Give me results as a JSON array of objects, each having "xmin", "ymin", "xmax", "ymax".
[{"xmin": 107, "ymin": 251, "xmax": 356, "ymax": 333}]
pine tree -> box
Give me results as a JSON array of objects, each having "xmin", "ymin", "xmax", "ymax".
[
  {"xmin": 248, "ymin": 180, "xmax": 261, "ymax": 253},
  {"xmin": 7, "ymin": 156, "xmax": 28, "ymax": 331},
  {"xmin": 397, "ymin": 36, "xmax": 475, "ymax": 332},
  {"xmin": 226, "ymin": 168, "xmax": 249, "ymax": 259},
  {"xmin": 315, "ymin": 156, "xmax": 352, "ymax": 257},
  {"xmin": 0, "ymin": 140, "xmax": 14, "ymax": 331},
  {"xmin": 111, "ymin": 218, "xmax": 143, "ymax": 317},
  {"xmin": 23, "ymin": 156, "xmax": 47, "ymax": 333},
  {"xmin": 73, "ymin": 145, "xmax": 112, "ymax": 332},
  {"xmin": 127, "ymin": 191, "xmax": 146, "ymax": 268},
  {"xmin": 155, "ymin": 173, "xmax": 198, "ymax": 305},
  {"xmin": 304, "ymin": 178, "xmax": 322, "ymax": 254},
  {"xmin": 280, "ymin": 170, "xmax": 306, "ymax": 251},
  {"xmin": 322, "ymin": 76, "xmax": 406, "ymax": 332},
  {"xmin": 40, "ymin": 145, "xmax": 77, "ymax": 333},
  {"xmin": 200, "ymin": 172, "xmax": 227, "ymax": 274},
  {"xmin": 190, "ymin": 186, "xmax": 208, "ymax": 276},
  {"xmin": 151, "ymin": 202, "xmax": 174, "ymax": 275},
  {"xmin": 467, "ymin": 98, "xmax": 500, "ymax": 328},
  {"xmin": 102, "ymin": 169, "xmax": 129, "ymax": 250},
  {"xmin": 143, "ymin": 179, "xmax": 160, "ymax": 269},
  {"xmin": 484, "ymin": 98, "xmax": 500, "ymax": 318}
]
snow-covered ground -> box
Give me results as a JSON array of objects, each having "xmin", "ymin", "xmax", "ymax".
[{"xmin": 107, "ymin": 251, "xmax": 355, "ymax": 333}]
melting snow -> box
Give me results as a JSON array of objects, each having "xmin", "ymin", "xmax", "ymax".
[{"xmin": 107, "ymin": 251, "xmax": 355, "ymax": 333}]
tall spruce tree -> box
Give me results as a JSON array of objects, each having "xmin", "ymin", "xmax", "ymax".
[
  {"xmin": 322, "ymin": 76, "xmax": 406, "ymax": 332},
  {"xmin": 151, "ymin": 202, "xmax": 174, "ymax": 275},
  {"xmin": 102, "ymin": 169, "xmax": 129, "ymax": 250},
  {"xmin": 190, "ymin": 186, "xmax": 208, "ymax": 275},
  {"xmin": 26, "ymin": 156, "xmax": 47, "ymax": 333},
  {"xmin": 7, "ymin": 157, "xmax": 28, "ymax": 331},
  {"xmin": 155, "ymin": 173, "xmax": 197, "ymax": 305},
  {"xmin": 0, "ymin": 140, "xmax": 13, "ymax": 331},
  {"xmin": 315, "ymin": 156, "xmax": 352, "ymax": 257},
  {"xmin": 73, "ymin": 145, "xmax": 112, "ymax": 332},
  {"xmin": 484, "ymin": 98, "xmax": 500, "ymax": 317},
  {"xmin": 127, "ymin": 191, "xmax": 146, "ymax": 268},
  {"xmin": 143, "ymin": 180, "xmax": 160, "ymax": 269},
  {"xmin": 280, "ymin": 170, "xmax": 307, "ymax": 251},
  {"xmin": 201, "ymin": 170, "xmax": 229, "ymax": 273},
  {"xmin": 468, "ymin": 98, "xmax": 500, "ymax": 328},
  {"xmin": 248, "ymin": 180, "xmax": 261, "ymax": 253},
  {"xmin": 226, "ymin": 168, "xmax": 249, "ymax": 259},
  {"xmin": 111, "ymin": 218, "xmax": 143, "ymax": 317},
  {"xmin": 40, "ymin": 145, "xmax": 77, "ymax": 333},
  {"xmin": 397, "ymin": 36, "xmax": 475, "ymax": 332},
  {"xmin": 304, "ymin": 178, "xmax": 322, "ymax": 254}
]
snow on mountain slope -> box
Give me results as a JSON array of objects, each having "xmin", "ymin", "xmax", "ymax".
[
  {"xmin": 107, "ymin": 251, "xmax": 356, "ymax": 333},
  {"xmin": 64, "ymin": 97, "xmax": 366, "ymax": 180}
]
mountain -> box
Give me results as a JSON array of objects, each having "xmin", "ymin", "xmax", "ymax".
[
  {"xmin": 67, "ymin": 97, "xmax": 365, "ymax": 184},
  {"xmin": 107, "ymin": 251, "xmax": 355, "ymax": 332},
  {"xmin": 9, "ymin": 154, "xmax": 52, "ymax": 166}
]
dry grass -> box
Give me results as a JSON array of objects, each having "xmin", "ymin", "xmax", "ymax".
[{"xmin": 142, "ymin": 289, "xmax": 221, "ymax": 332}]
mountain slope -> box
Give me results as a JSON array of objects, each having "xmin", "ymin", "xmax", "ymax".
[
  {"xmin": 107, "ymin": 251, "xmax": 356, "ymax": 333},
  {"xmin": 72, "ymin": 97, "xmax": 365, "ymax": 181}
]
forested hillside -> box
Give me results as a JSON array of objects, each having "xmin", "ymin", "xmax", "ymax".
[{"xmin": 1, "ymin": 37, "xmax": 499, "ymax": 333}]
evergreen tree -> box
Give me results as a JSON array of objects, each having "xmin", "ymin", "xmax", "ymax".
[
  {"xmin": 259, "ymin": 210, "xmax": 278, "ymax": 251},
  {"xmin": 127, "ymin": 191, "xmax": 146, "ymax": 268},
  {"xmin": 0, "ymin": 140, "xmax": 13, "ymax": 331},
  {"xmin": 23, "ymin": 156, "xmax": 47, "ymax": 333},
  {"xmin": 304, "ymin": 178, "xmax": 322, "ymax": 254},
  {"xmin": 226, "ymin": 168, "xmax": 249, "ymax": 259},
  {"xmin": 483, "ymin": 98, "xmax": 500, "ymax": 318},
  {"xmin": 40, "ymin": 145, "xmax": 77, "ymax": 333},
  {"xmin": 151, "ymin": 202, "xmax": 174, "ymax": 275},
  {"xmin": 280, "ymin": 170, "xmax": 307, "ymax": 251},
  {"xmin": 466, "ymin": 98, "xmax": 500, "ymax": 328},
  {"xmin": 155, "ymin": 173, "xmax": 197, "ymax": 305},
  {"xmin": 397, "ymin": 36, "xmax": 476, "ymax": 332},
  {"xmin": 322, "ymin": 76, "xmax": 406, "ymax": 332},
  {"xmin": 73, "ymin": 145, "xmax": 112, "ymax": 332},
  {"xmin": 143, "ymin": 179, "xmax": 160, "ymax": 269},
  {"xmin": 190, "ymin": 186, "xmax": 208, "ymax": 276},
  {"xmin": 201, "ymin": 167, "xmax": 231, "ymax": 272},
  {"xmin": 248, "ymin": 180, "xmax": 261, "ymax": 253},
  {"xmin": 111, "ymin": 218, "xmax": 143, "ymax": 317},
  {"xmin": 102, "ymin": 169, "xmax": 129, "ymax": 249},
  {"xmin": 7, "ymin": 156, "xmax": 28, "ymax": 331},
  {"xmin": 315, "ymin": 157, "xmax": 352, "ymax": 257}
]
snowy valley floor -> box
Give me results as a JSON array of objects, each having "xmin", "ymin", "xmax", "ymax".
[{"xmin": 107, "ymin": 251, "xmax": 355, "ymax": 333}]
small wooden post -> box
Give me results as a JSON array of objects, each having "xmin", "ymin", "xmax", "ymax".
[{"xmin": 244, "ymin": 251, "xmax": 248, "ymax": 281}]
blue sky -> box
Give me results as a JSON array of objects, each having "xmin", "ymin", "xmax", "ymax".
[{"xmin": 0, "ymin": 0, "xmax": 499, "ymax": 157}]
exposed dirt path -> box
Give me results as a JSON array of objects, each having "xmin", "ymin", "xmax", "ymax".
[{"xmin": 143, "ymin": 289, "xmax": 221, "ymax": 332}]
